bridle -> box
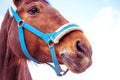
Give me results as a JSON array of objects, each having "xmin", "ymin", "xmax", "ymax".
[{"xmin": 9, "ymin": 5, "xmax": 82, "ymax": 76}]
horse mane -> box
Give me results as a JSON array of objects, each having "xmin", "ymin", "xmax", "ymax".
[
  {"xmin": 0, "ymin": 10, "xmax": 32, "ymax": 80},
  {"xmin": 0, "ymin": 10, "xmax": 14, "ymax": 79},
  {"xmin": 0, "ymin": 10, "xmax": 12, "ymax": 73}
]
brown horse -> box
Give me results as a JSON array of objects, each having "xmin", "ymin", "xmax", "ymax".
[{"xmin": 0, "ymin": 0, "xmax": 92, "ymax": 80}]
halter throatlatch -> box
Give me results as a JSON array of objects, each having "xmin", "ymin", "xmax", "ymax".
[{"xmin": 9, "ymin": 6, "xmax": 82, "ymax": 76}]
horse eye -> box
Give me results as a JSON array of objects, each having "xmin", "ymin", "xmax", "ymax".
[{"xmin": 27, "ymin": 6, "xmax": 40, "ymax": 15}]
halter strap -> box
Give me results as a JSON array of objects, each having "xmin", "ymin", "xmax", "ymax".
[{"xmin": 9, "ymin": 6, "xmax": 82, "ymax": 76}]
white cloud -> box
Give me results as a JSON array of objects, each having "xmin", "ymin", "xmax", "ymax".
[
  {"xmin": 99, "ymin": 6, "xmax": 113, "ymax": 17},
  {"xmin": 82, "ymin": 6, "xmax": 120, "ymax": 33},
  {"xmin": 88, "ymin": 6, "xmax": 114, "ymax": 29}
]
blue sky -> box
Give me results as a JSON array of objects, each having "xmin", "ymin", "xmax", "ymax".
[
  {"xmin": 49, "ymin": 0, "xmax": 120, "ymax": 28},
  {"xmin": 0, "ymin": 0, "xmax": 120, "ymax": 80},
  {"xmin": 0, "ymin": 0, "xmax": 120, "ymax": 27}
]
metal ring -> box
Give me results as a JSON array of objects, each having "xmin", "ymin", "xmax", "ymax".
[{"xmin": 18, "ymin": 20, "xmax": 24, "ymax": 27}]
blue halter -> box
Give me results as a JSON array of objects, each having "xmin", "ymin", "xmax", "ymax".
[{"xmin": 9, "ymin": 6, "xmax": 82, "ymax": 76}]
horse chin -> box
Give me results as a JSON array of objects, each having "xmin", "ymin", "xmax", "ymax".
[{"xmin": 61, "ymin": 53, "xmax": 92, "ymax": 73}]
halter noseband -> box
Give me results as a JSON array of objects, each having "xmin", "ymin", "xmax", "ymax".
[{"xmin": 9, "ymin": 6, "xmax": 82, "ymax": 76}]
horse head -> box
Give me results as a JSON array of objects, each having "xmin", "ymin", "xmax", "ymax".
[{"xmin": 0, "ymin": 0, "xmax": 92, "ymax": 79}]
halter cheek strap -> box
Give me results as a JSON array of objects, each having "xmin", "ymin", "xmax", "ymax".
[{"xmin": 9, "ymin": 6, "xmax": 82, "ymax": 76}]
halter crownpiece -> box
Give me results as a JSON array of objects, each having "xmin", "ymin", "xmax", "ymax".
[{"xmin": 9, "ymin": 2, "xmax": 83, "ymax": 76}]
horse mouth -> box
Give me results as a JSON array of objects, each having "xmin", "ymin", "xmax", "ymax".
[{"xmin": 60, "ymin": 52, "xmax": 92, "ymax": 73}]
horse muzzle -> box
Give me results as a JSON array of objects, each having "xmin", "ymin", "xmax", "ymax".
[{"xmin": 60, "ymin": 39, "xmax": 92, "ymax": 73}]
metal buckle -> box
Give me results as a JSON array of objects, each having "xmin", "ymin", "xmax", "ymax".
[
  {"xmin": 59, "ymin": 69, "xmax": 69, "ymax": 76},
  {"xmin": 18, "ymin": 20, "xmax": 24, "ymax": 27}
]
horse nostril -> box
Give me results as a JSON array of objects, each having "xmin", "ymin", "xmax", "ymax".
[
  {"xmin": 76, "ymin": 40, "xmax": 92, "ymax": 57},
  {"xmin": 76, "ymin": 40, "xmax": 85, "ymax": 53},
  {"xmin": 60, "ymin": 53, "xmax": 65, "ymax": 58}
]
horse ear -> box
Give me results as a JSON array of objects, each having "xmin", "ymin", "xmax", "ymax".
[
  {"xmin": 12, "ymin": 0, "xmax": 22, "ymax": 8},
  {"xmin": 13, "ymin": 0, "xmax": 22, "ymax": 6},
  {"xmin": 9, "ymin": 0, "xmax": 22, "ymax": 16}
]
